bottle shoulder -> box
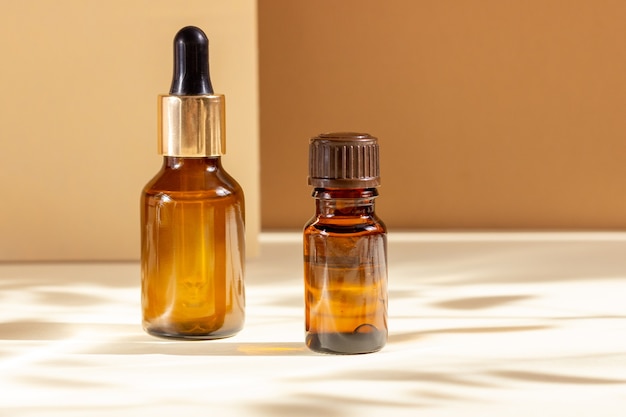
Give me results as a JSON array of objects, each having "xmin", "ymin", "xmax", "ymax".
[
  {"xmin": 143, "ymin": 164, "xmax": 243, "ymax": 200},
  {"xmin": 304, "ymin": 215, "xmax": 387, "ymax": 236}
]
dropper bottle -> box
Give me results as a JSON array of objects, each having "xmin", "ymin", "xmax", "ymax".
[{"xmin": 141, "ymin": 26, "xmax": 245, "ymax": 339}]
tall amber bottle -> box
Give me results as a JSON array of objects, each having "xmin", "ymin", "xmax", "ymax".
[
  {"xmin": 304, "ymin": 132, "xmax": 388, "ymax": 354},
  {"xmin": 141, "ymin": 27, "xmax": 245, "ymax": 339}
]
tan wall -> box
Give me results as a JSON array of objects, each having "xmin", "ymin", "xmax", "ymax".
[
  {"xmin": 259, "ymin": 0, "xmax": 626, "ymax": 230},
  {"xmin": 0, "ymin": 1, "xmax": 259, "ymax": 261}
]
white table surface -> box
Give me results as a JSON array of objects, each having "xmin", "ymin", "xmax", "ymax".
[{"xmin": 1, "ymin": 232, "xmax": 625, "ymax": 416}]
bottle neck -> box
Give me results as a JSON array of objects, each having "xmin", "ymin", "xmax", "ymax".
[
  {"xmin": 312, "ymin": 188, "xmax": 378, "ymax": 218},
  {"xmin": 162, "ymin": 156, "xmax": 222, "ymax": 172}
]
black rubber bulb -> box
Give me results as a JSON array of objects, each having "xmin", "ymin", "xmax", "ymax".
[{"xmin": 169, "ymin": 26, "xmax": 214, "ymax": 95}]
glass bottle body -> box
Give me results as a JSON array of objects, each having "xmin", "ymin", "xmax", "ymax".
[
  {"xmin": 303, "ymin": 189, "xmax": 388, "ymax": 354},
  {"xmin": 141, "ymin": 157, "xmax": 245, "ymax": 339}
]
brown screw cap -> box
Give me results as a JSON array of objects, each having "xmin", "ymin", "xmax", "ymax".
[{"xmin": 308, "ymin": 132, "xmax": 381, "ymax": 188}]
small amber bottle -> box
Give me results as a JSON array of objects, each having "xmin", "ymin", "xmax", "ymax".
[
  {"xmin": 141, "ymin": 27, "xmax": 245, "ymax": 339},
  {"xmin": 304, "ymin": 132, "xmax": 388, "ymax": 354}
]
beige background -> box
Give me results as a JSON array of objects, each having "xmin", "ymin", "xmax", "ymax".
[
  {"xmin": 0, "ymin": 1, "xmax": 259, "ymax": 261},
  {"xmin": 2, "ymin": 1, "xmax": 626, "ymax": 261},
  {"xmin": 259, "ymin": 0, "xmax": 626, "ymax": 230}
]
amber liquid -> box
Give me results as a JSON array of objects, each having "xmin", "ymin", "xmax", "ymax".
[
  {"xmin": 304, "ymin": 189, "xmax": 388, "ymax": 354},
  {"xmin": 141, "ymin": 157, "xmax": 245, "ymax": 339}
]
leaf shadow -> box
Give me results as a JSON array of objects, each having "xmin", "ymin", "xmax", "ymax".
[
  {"xmin": 431, "ymin": 295, "xmax": 534, "ymax": 310},
  {"xmin": 490, "ymin": 370, "xmax": 626, "ymax": 385},
  {"xmin": 389, "ymin": 324, "xmax": 553, "ymax": 344}
]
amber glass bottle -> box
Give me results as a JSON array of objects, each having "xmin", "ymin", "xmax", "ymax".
[
  {"xmin": 141, "ymin": 27, "xmax": 245, "ymax": 339},
  {"xmin": 304, "ymin": 133, "xmax": 388, "ymax": 354}
]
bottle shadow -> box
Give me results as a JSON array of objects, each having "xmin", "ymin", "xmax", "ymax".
[
  {"xmin": 0, "ymin": 318, "xmax": 559, "ymax": 357},
  {"xmin": 0, "ymin": 320, "xmax": 314, "ymax": 356},
  {"xmin": 83, "ymin": 340, "xmax": 314, "ymax": 357}
]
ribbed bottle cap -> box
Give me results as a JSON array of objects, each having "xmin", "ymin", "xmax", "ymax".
[{"xmin": 308, "ymin": 132, "xmax": 380, "ymax": 188}]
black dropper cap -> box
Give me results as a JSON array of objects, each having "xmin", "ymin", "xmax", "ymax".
[
  {"xmin": 169, "ymin": 26, "xmax": 214, "ymax": 95},
  {"xmin": 158, "ymin": 26, "xmax": 225, "ymax": 157}
]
